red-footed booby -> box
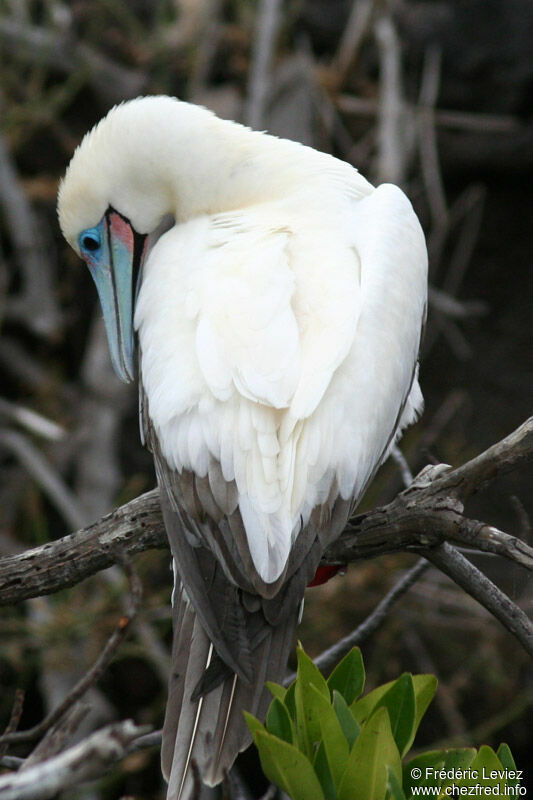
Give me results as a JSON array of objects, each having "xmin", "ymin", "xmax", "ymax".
[{"xmin": 58, "ymin": 95, "xmax": 427, "ymax": 799}]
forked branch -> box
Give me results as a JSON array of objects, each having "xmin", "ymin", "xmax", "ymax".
[{"xmin": 0, "ymin": 418, "xmax": 531, "ymax": 652}]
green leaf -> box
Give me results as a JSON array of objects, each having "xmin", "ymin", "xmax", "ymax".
[
  {"xmin": 422, "ymin": 749, "xmax": 477, "ymax": 795},
  {"xmin": 295, "ymin": 644, "xmax": 330, "ymax": 756},
  {"xmin": 296, "ymin": 643, "xmax": 330, "ymax": 699},
  {"xmin": 337, "ymin": 706, "xmax": 402, "ymax": 800},
  {"xmin": 266, "ymin": 681, "xmax": 287, "ymax": 703},
  {"xmin": 253, "ymin": 729, "xmax": 325, "ymax": 800},
  {"xmin": 410, "ymin": 675, "xmax": 438, "ymax": 750},
  {"xmin": 387, "ymin": 765, "xmax": 407, "ymax": 800},
  {"xmin": 266, "ymin": 697, "xmax": 294, "ymax": 744},
  {"xmin": 496, "ymin": 743, "xmax": 518, "ymax": 788},
  {"xmin": 441, "ymin": 748, "xmax": 477, "ymax": 773},
  {"xmin": 333, "ymin": 690, "xmax": 361, "ymax": 748},
  {"xmin": 309, "ymin": 683, "xmax": 350, "ymax": 790},
  {"xmin": 351, "ymin": 682, "xmax": 391, "ymax": 724},
  {"xmin": 285, "ymin": 681, "xmax": 297, "ymax": 720},
  {"xmin": 374, "ymin": 674, "xmax": 416, "ymax": 757},
  {"xmin": 403, "ymin": 751, "xmax": 445, "ymax": 795},
  {"xmin": 243, "ymin": 709, "xmax": 266, "ymax": 738},
  {"xmin": 352, "ymin": 674, "xmax": 437, "ymax": 756},
  {"xmin": 462, "ymin": 746, "xmax": 507, "ymax": 793},
  {"xmin": 404, "ymin": 748, "xmax": 477, "ymax": 795},
  {"xmin": 327, "ymin": 646, "xmax": 365, "ymax": 705},
  {"xmin": 314, "ymin": 740, "xmax": 337, "ymax": 800}
]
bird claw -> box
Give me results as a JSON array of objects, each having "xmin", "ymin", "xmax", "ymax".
[{"xmin": 404, "ymin": 463, "xmax": 452, "ymax": 491}]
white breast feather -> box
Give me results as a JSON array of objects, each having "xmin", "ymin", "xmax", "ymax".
[{"xmin": 135, "ymin": 179, "xmax": 426, "ymax": 583}]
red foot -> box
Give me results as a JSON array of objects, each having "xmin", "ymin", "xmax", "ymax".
[{"xmin": 307, "ymin": 565, "xmax": 345, "ymax": 587}]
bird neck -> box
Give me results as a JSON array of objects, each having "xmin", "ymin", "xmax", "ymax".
[
  {"xmin": 123, "ymin": 101, "xmax": 327, "ymax": 226},
  {"xmin": 59, "ymin": 96, "xmax": 365, "ymax": 247}
]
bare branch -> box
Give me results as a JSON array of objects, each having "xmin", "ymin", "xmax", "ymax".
[
  {"xmin": 0, "ymin": 720, "xmax": 150, "ymax": 800},
  {"xmin": 0, "ymin": 134, "xmax": 61, "ymax": 337},
  {"xmin": 245, "ymin": 0, "xmax": 283, "ymax": 130},
  {"xmin": 22, "ymin": 704, "xmax": 91, "ymax": 769},
  {"xmin": 0, "ymin": 419, "xmax": 531, "ymax": 655},
  {"xmin": 336, "ymin": 95, "xmax": 521, "ymax": 134},
  {"xmin": 374, "ymin": 14, "xmax": 410, "ymax": 184},
  {"xmin": 0, "ymin": 689, "xmax": 25, "ymax": 761},
  {"xmin": 0, "ymin": 560, "xmax": 142, "ymax": 747},
  {"xmin": 332, "ymin": 0, "xmax": 375, "ymax": 89},
  {"xmin": 428, "ymin": 287, "xmax": 488, "ymax": 320},
  {"xmin": 390, "ymin": 444, "xmax": 414, "ymax": 487},
  {"xmin": 417, "ymin": 45, "xmax": 447, "ymax": 230},
  {"xmin": 434, "ymin": 416, "xmax": 533, "ymax": 500},
  {"xmin": 0, "ymin": 428, "xmax": 88, "ymax": 530},
  {"xmin": 0, "ymin": 489, "xmax": 164, "ymax": 605},
  {"xmin": 0, "ymin": 398, "xmax": 66, "ymax": 441},
  {"xmin": 419, "ymin": 543, "xmax": 533, "ymax": 656},
  {"xmin": 0, "ymin": 17, "xmax": 145, "ymax": 105},
  {"xmin": 300, "ymin": 558, "xmax": 430, "ymax": 679}
]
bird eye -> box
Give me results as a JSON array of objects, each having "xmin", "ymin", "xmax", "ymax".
[{"xmin": 80, "ymin": 232, "xmax": 101, "ymax": 252}]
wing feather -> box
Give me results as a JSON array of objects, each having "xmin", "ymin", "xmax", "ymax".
[{"xmin": 136, "ymin": 183, "xmax": 426, "ymax": 589}]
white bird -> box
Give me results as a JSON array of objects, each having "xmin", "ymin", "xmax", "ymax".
[{"xmin": 58, "ymin": 95, "xmax": 427, "ymax": 799}]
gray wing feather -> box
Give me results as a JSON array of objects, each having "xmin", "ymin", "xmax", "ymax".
[{"xmin": 139, "ymin": 382, "xmax": 354, "ymax": 799}]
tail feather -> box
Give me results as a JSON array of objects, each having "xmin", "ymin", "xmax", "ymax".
[{"xmin": 163, "ymin": 589, "xmax": 297, "ymax": 800}]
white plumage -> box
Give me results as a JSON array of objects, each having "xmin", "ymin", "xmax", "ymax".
[{"xmin": 58, "ymin": 95, "xmax": 427, "ymax": 798}]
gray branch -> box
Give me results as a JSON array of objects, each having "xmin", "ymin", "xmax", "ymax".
[
  {"xmin": 0, "ymin": 418, "xmax": 531, "ymax": 652},
  {"xmin": 0, "ymin": 721, "xmax": 149, "ymax": 800}
]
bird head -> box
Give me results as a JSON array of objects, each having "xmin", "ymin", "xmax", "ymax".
[
  {"xmin": 75, "ymin": 207, "xmax": 148, "ymax": 382},
  {"xmin": 57, "ymin": 100, "xmax": 177, "ymax": 383}
]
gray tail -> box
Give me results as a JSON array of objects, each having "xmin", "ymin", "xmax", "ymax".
[{"xmin": 162, "ymin": 588, "xmax": 296, "ymax": 800}]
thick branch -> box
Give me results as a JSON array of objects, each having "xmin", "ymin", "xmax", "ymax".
[
  {"xmin": 433, "ymin": 416, "xmax": 533, "ymax": 499},
  {"xmin": 419, "ymin": 543, "xmax": 533, "ymax": 656},
  {"xmin": 0, "ymin": 491, "xmax": 165, "ymax": 606},
  {"xmin": 0, "ymin": 721, "xmax": 149, "ymax": 800},
  {"xmin": 1, "ymin": 419, "xmax": 532, "ymax": 608},
  {"xmin": 0, "ymin": 419, "xmax": 531, "ymax": 654}
]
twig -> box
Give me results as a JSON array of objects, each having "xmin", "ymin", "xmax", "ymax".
[
  {"xmin": 331, "ymin": 0, "xmax": 375, "ymax": 89},
  {"xmin": 0, "ymin": 338, "xmax": 58, "ymax": 394},
  {"xmin": 245, "ymin": 0, "xmax": 283, "ymax": 129},
  {"xmin": 435, "ymin": 416, "xmax": 532, "ymax": 500},
  {"xmin": 418, "ymin": 389, "xmax": 467, "ymax": 453},
  {"xmin": 403, "ymin": 625, "xmax": 468, "ymax": 736},
  {"xmin": 0, "ymin": 755, "xmax": 24, "ymax": 770},
  {"xmin": 186, "ymin": 0, "xmax": 224, "ymax": 100},
  {"xmin": 0, "ymin": 399, "xmax": 65, "ymax": 441},
  {"xmin": 374, "ymin": 13, "xmax": 412, "ymax": 185},
  {"xmin": 428, "ymin": 287, "xmax": 488, "ymax": 320},
  {"xmin": 0, "ymin": 559, "xmax": 142, "ymax": 747},
  {"xmin": 443, "ymin": 184, "xmax": 486, "ymax": 296},
  {"xmin": 390, "ymin": 444, "xmax": 414, "ymax": 487},
  {"xmin": 224, "ymin": 765, "xmax": 256, "ymax": 800},
  {"xmin": 0, "ymin": 428, "xmax": 88, "ymax": 531},
  {"xmin": 125, "ymin": 729, "xmax": 162, "ymax": 754},
  {"xmin": 509, "ymin": 496, "xmax": 531, "ymax": 540},
  {"xmin": 0, "ymin": 690, "xmax": 25, "ymax": 760},
  {"xmin": 310, "ymin": 558, "xmax": 430, "ymax": 677},
  {"xmin": 75, "ymin": 314, "xmax": 133, "ymax": 519},
  {"xmin": 0, "ymin": 134, "xmax": 60, "ymax": 336},
  {"xmin": 0, "ymin": 17, "xmax": 145, "ymax": 105},
  {"xmin": 418, "ymin": 543, "xmax": 533, "ymax": 656},
  {"xmin": 22, "ymin": 703, "xmax": 91, "ymax": 769},
  {"xmin": 0, "ymin": 720, "xmax": 150, "ymax": 800},
  {"xmin": 336, "ymin": 95, "xmax": 521, "ymax": 134},
  {"xmin": 417, "ymin": 45, "xmax": 447, "ymax": 232}
]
